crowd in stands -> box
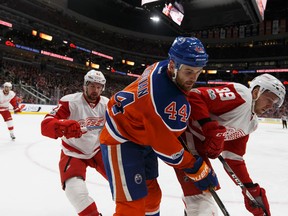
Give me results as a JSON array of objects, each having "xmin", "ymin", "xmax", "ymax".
[
  {"xmin": 0, "ymin": 59, "xmax": 135, "ymax": 105},
  {"xmin": 0, "ymin": 0, "xmax": 170, "ymax": 60},
  {"xmin": 0, "ymin": 58, "xmax": 287, "ymax": 119},
  {"xmin": 0, "ymin": 0, "xmax": 287, "ymax": 119},
  {"xmin": 1, "ymin": 0, "xmax": 287, "ymax": 64}
]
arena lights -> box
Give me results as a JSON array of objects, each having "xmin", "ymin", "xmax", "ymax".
[
  {"xmin": 70, "ymin": 43, "xmax": 91, "ymax": 53},
  {"xmin": 195, "ymin": 81, "xmax": 207, "ymax": 85},
  {"xmin": 39, "ymin": 33, "xmax": 53, "ymax": 41},
  {"xmin": 207, "ymin": 81, "xmax": 232, "ymax": 85},
  {"xmin": 257, "ymin": 69, "xmax": 288, "ymax": 73},
  {"xmin": 207, "ymin": 70, "xmax": 217, "ymax": 74},
  {"xmin": 41, "ymin": 50, "xmax": 73, "ymax": 62},
  {"xmin": 5, "ymin": 40, "xmax": 40, "ymax": 53},
  {"xmin": 90, "ymin": 62, "xmax": 100, "ymax": 69},
  {"xmin": 150, "ymin": 16, "xmax": 160, "ymax": 22},
  {"xmin": 122, "ymin": 60, "xmax": 135, "ymax": 66},
  {"xmin": 91, "ymin": 50, "xmax": 113, "ymax": 60},
  {"xmin": 16, "ymin": 44, "xmax": 40, "ymax": 53},
  {"xmin": 5, "ymin": 40, "xmax": 15, "ymax": 47},
  {"xmin": 0, "ymin": 20, "xmax": 12, "ymax": 28},
  {"xmin": 127, "ymin": 73, "xmax": 140, "ymax": 78},
  {"xmin": 32, "ymin": 30, "xmax": 37, "ymax": 36}
]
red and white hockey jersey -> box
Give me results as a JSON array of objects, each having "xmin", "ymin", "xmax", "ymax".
[
  {"xmin": 41, "ymin": 92, "xmax": 109, "ymax": 159},
  {"xmin": 0, "ymin": 89, "xmax": 18, "ymax": 111},
  {"xmin": 186, "ymin": 83, "xmax": 258, "ymax": 183}
]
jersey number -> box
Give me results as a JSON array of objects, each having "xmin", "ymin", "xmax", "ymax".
[
  {"xmin": 112, "ymin": 92, "xmax": 188, "ymax": 123},
  {"xmin": 112, "ymin": 91, "xmax": 135, "ymax": 115},
  {"xmin": 215, "ymin": 87, "xmax": 236, "ymax": 101},
  {"xmin": 164, "ymin": 102, "xmax": 188, "ymax": 122}
]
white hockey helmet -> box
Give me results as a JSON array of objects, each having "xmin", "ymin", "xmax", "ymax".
[
  {"xmin": 3, "ymin": 82, "xmax": 12, "ymax": 89},
  {"xmin": 249, "ymin": 74, "xmax": 286, "ymax": 107},
  {"xmin": 84, "ymin": 69, "xmax": 106, "ymax": 90}
]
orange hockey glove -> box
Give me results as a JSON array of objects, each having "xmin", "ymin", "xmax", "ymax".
[
  {"xmin": 184, "ymin": 156, "xmax": 218, "ymax": 191},
  {"xmin": 202, "ymin": 121, "xmax": 226, "ymax": 159},
  {"xmin": 243, "ymin": 183, "xmax": 271, "ymax": 216},
  {"xmin": 54, "ymin": 119, "xmax": 82, "ymax": 139}
]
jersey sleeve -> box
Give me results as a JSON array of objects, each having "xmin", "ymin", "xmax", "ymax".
[
  {"xmin": 188, "ymin": 84, "xmax": 246, "ymax": 121},
  {"xmin": 188, "ymin": 89, "xmax": 211, "ymax": 121},
  {"xmin": 9, "ymin": 95, "xmax": 18, "ymax": 109},
  {"xmin": 41, "ymin": 100, "xmax": 70, "ymax": 139},
  {"xmin": 144, "ymin": 111, "xmax": 196, "ymax": 170},
  {"xmin": 222, "ymin": 135, "xmax": 253, "ymax": 184}
]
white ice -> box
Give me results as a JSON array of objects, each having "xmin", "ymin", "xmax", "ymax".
[{"xmin": 0, "ymin": 114, "xmax": 288, "ymax": 216}]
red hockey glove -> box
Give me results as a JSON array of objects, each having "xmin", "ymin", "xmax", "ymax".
[
  {"xmin": 243, "ymin": 183, "xmax": 271, "ymax": 216},
  {"xmin": 202, "ymin": 121, "xmax": 226, "ymax": 159},
  {"xmin": 14, "ymin": 107, "xmax": 22, "ymax": 114},
  {"xmin": 54, "ymin": 119, "xmax": 82, "ymax": 139},
  {"xmin": 14, "ymin": 104, "xmax": 25, "ymax": 114},
  {"xmin": 184, "ymin": 156, "xmax": 219, "ymax": 191}
]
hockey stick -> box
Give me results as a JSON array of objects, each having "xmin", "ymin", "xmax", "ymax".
[
  {"xmin": 81, "ymin": 125, "xmax": 104, "ymax": 132},
  {"xmin": 218, "ymin": 155, "xmax": 268, "ymax": 215},
  {"xmin": 178, "ymin": 136, "xmax": 231, "ymax": 216},
  {"xmin": 209, "ymin": 187, "xmax": 230, "ymax": 216}
]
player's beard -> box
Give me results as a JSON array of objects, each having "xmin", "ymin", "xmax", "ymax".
[
  {"xmin": 178, "ymin": 81, "xmax": 194, "ymax": 92},
  {"xmin": 86, "ymin": 91, "xmax": 99, "ymax": 103}
]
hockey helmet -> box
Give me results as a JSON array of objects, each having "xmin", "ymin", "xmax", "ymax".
[
  {"xmin": 84, "ymin": 69, "xmax": 106, "ymax": 90},
  {"xmin": 168, "ymin": 37, "xmax": 208, "ymax": 69},
  {"xmin": 249, "ymin": 74, "xmax": 286, "ymax": 107},
  {"xmin": 3, "ymin": 82, "xmax": 12, "ymax": 89}
]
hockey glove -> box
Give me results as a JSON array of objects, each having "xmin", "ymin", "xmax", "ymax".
[
  {"xmin": 184, "ymin": 156, "xmax": 218, "ymax": 191},
  {"xmin": 14, "ymin": 104, "xmax": 25, "ymax": 114},
  {"xmin": 243, "ymin": 183, "xmax": 271, "ymax": 216},
  {"xmin": 54, "ymin": 119, "xmax": 82, "ymax": 139},
  {"xmin": 14, "ymin": 107, "xmax": 22, "ymax": 114},
  {"xmin": 202, "ymin": 121, "xmax": 226, "ymax": 159}
]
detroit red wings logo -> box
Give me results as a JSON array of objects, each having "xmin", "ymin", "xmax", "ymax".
[
  {"xmin": 224, "ymin": 127, "xmax": 246, "ymax": 140},
  {"xmin": 78, "ymin": 117, "xmax": 105, "ymax": 128}
]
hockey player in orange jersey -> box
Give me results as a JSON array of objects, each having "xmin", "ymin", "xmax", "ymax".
[
  {"xmin": 176, "ymin": 74, "xmax": 285, "ymax": 216},
  {"xmin": 99, "ymin": 37, "xmax": 219, "ymax": 216}
]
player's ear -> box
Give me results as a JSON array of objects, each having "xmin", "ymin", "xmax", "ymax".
[
  {"xmin": 252, "ymin": 86, "xmax": 260, "ymax": 100},
  {"xmin": 168, "ymin": 60, "xmax": 176, "ymax": 74}
]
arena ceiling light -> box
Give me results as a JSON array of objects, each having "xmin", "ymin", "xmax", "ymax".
[{"xmin": 150, "ymin": 16, "xmax": 160, "ymax": 22}]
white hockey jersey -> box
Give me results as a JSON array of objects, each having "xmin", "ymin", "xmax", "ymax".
[
  {"xmin": 188, "ymin": 83, "xmax": 258, "ymax": 142},
  {"xmin": 42, "ymin": 92, "xmax": 109, "ymax": 159},
  {"xmin": 184, "ymin": 83, "xmax": 263, "ymax": 184},
  {"xmin": 0, "ymin": 89, "xmax": 17, "ymax": 111}
]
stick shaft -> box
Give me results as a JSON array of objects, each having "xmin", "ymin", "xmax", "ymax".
[
  {"xmin": 209, "ymin": 187, "xmax": 230, "ymax": 216},
  {"xmin": 218, "ymin": 155, "xmax": 267, "ymax": 215}
]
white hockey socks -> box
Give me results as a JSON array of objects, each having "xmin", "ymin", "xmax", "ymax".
[
  {"xmin": 65, "ymin": 177, "xmax": 99, "ymax": 215},
  {"xmin": 183, "ymin": 192, "xmax": 218, "ymax": 216}
]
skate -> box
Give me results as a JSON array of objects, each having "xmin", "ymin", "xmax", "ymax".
[{"xmin": 10, "ymin": 133, "xmax": 16, "ymax": 140}]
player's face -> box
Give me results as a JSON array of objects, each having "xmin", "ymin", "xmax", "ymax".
[
  {"xmin": 84, "ymin": 82, "xmax": 104, "ymax": 102},
  {"xmin": 254, "ymin": 90, "xmax": 280, "ymax": 115},
  {"xmin": 3, "ymin": 86, "xmax": 10, "ymax": 94},
  {"xmin": 176, "ymin": 65, "xmax": 203, "ymax": 91}
]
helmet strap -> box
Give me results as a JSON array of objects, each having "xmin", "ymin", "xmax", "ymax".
[
  {"xmin": 172, "ymin": 68, "xmax": 178, "ymax": 82},
  {"xmin": 171, "ymin": 63, "xmax": 183, "ymax": 81}
]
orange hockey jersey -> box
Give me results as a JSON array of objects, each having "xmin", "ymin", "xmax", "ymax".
[{"xmin": 100, "ymin": 60, "xmax": 196, "ymax": 169}]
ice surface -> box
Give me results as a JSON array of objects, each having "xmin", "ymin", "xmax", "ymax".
[{"xmin": 0, "ymin": 114, "xmax": 287, "ymax": 215}]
